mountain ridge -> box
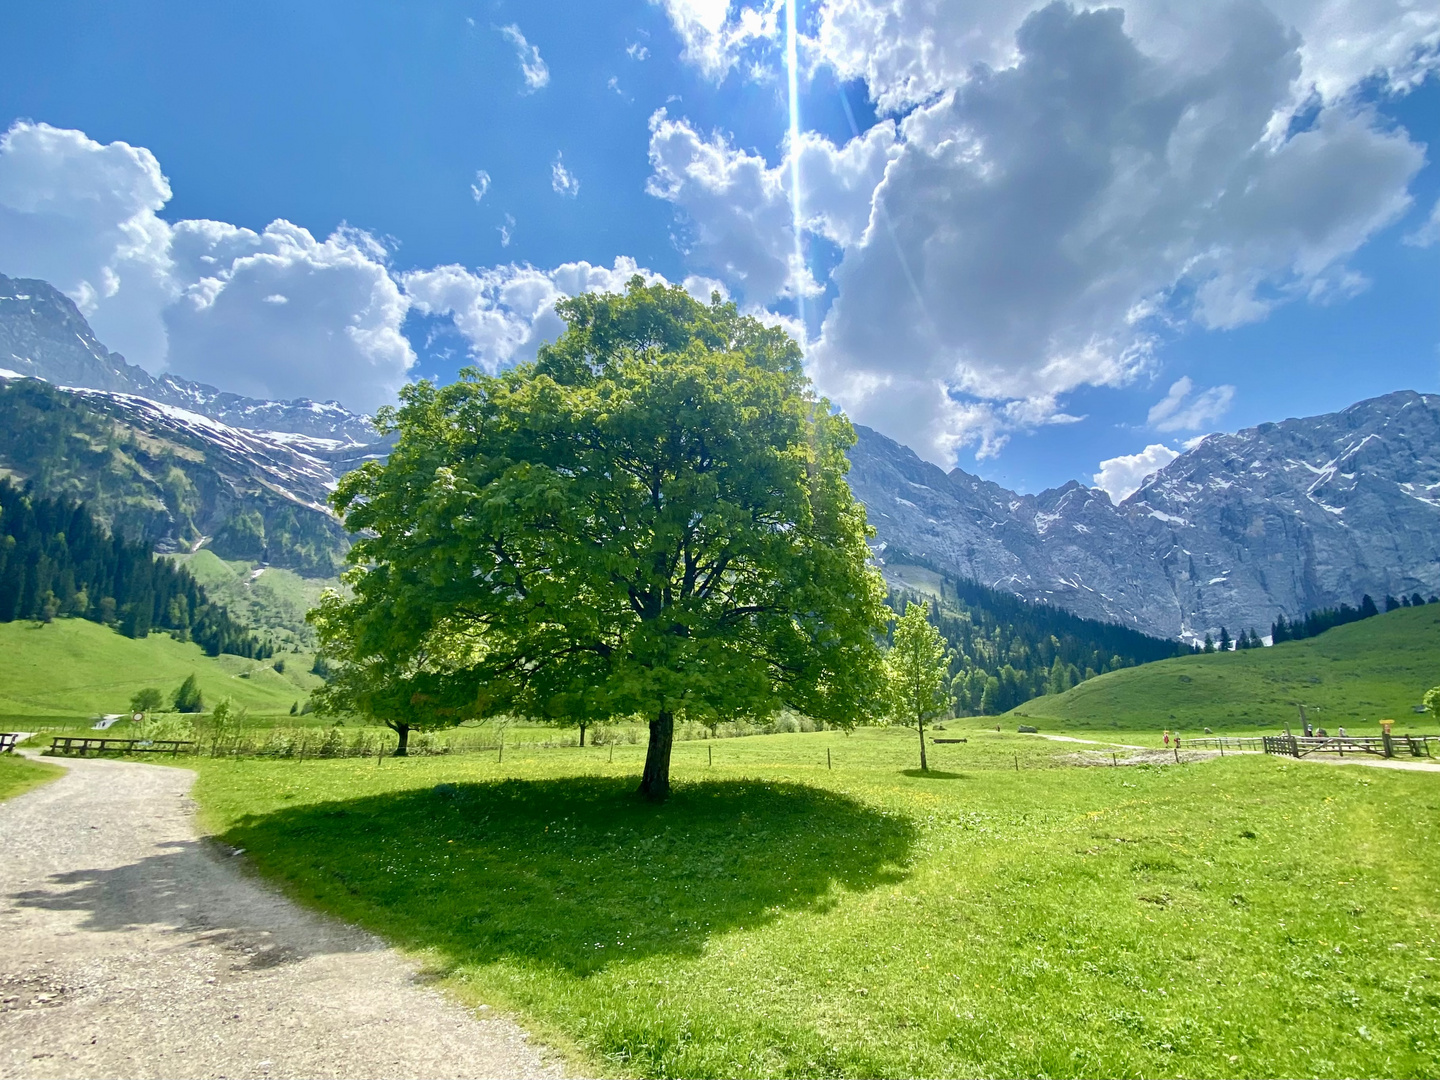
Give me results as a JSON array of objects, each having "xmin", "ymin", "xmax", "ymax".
[
  {"xmin": 4, "ymin": 268, "xmax": 1437, "ymax": 641},
  {"xmin": 848, "ymin": 389, "xmax": 1440, "ymax": 640}
]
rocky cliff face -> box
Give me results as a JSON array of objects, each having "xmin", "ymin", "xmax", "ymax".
[{"xmin": 848, "ymin": 391, "xmax": 1440, "ymax": 640}]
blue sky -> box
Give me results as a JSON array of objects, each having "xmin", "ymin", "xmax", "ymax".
[{"xmin": 1, "ymin": 1, "xmax": 1437, "ymax": 498}]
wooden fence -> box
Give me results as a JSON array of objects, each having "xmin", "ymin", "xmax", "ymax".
[{"xmin": 1260, "ymin": 733, "xmax": 1437, "ymax": 760}]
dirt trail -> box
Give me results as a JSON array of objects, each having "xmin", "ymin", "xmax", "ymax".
[{"xmin": 0, "ymin": 755, "xmax": 569, "ymax": 1080}]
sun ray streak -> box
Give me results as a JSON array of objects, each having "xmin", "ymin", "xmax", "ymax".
[{"xmin": 785, "ymin": 0, "xmax": 805, "ymax": 334}]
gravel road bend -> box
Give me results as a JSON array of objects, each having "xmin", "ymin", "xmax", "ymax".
[{"xmin": 0, "ymin": 755, "xmax": 567, "ymax": 1080}]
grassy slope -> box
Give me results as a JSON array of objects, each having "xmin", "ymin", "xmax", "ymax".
[
  {"xmin": 1012, "ymin": 604, "xmax": 1440, "ymax": 734},
  {"xmin": 171, "ymin": 549, "xmax": 338, "ymax": 650},
  {"xmin": 0, "ymin": 753, "xmax": 63, "ymax": 801},
  {"xmin": 193, "ymin": 727, "xmax": 1440, "ymax": 1079},
  {"xmin": 0, "ymin": 617, "xmax": 324, "ymax": 720}
]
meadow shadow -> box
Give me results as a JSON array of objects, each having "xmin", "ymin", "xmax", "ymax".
[
  {"xmin": 219, "ymin": 775, "xmax": 915, "ymax": 975},
  {"xmin": 901, "ymin": 769, "xmax": 968, "ymax": 780}
]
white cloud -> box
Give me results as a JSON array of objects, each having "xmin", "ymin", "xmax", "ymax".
[
  {"xmin": 0, "ymin": 121, "xmax": 415, "ymax": 413},
  {"xmin": 498, "ymin": 214, "xmax": 515, "ymax": 247},
  {"xmin": 1406, "ymin": 197, "xmax": 1440, "ymax": 248},
  {"xmin": 470, "ymin": 170, "xmax": 491, "ymax": 202},
  {"xmin": 162, "ymin": 221, "xmax": 414, "ymax": 412},
  {"xmin": 627, "ymin": 42, "xmax": 650, "ymax": 61},
  {"xmin": 1093, "ymin": 442, "xmax": 1180, "ymax": 503},
  {"xmin": 402, "ymin": 257, "xmax": 668, "ymax": 372},
  {"xmin": 551, "ymin": 154, "xmax": 580, "ymax": 198},
  {"xmin": 655, "ymin": 0, "xmax": 780, "ymax": 78},
  {"xmin": 645, "ymin": 109, "xmax": 896, "ymax": 304},
  {"xmin": 1147, "ymin": 377, "xmax": 1235, "ymax": 433},
  {"xmin": 810, "ymin": 0, "xmax": 1440, "ymax": 113},
  {"xmin": 499, "ymin": 24, "xmax": 550, "ymax": 93},
  {"xmin": 652, "ymin": 4, "xmax": 1426, "ymax": 465}
]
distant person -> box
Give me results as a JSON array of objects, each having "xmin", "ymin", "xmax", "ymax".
[
  {"xmin": 1338, "ymin": 725, "xmax": 1347, "ymax": 738},
  {"xmin": 1163, "ymin": 730, "xmax": 1171, "ymax": 747}
]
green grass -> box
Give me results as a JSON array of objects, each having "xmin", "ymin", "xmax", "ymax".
[
  {"xmin": 170, "ymin": 550, "xmax": 338, "ymax": 650},
  {"xmin": 0, "ymin": 617, "xmax": 324, "ymax": 722},
  {"xmin": 1012, "ymin": 604, "xmax": 1440, "ymax": 734},
  {"xmin": 0, "ymin": 753, "xmax": 63, "ymax": 801},
  {"xmin": 192, "ymin": 726, "xmax": 1440, "ymax": 1079}
]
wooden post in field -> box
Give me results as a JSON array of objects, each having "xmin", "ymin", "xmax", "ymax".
[
  {"xmin": 827, "ymin": 747, "xmax": 832, "ymax": 770},
  {"xmin": 708, "ymin": 745, "xmax": 713, "ymax": 767},
  {"xmin": 609, "ymin": 742, "xmax": 614, "ymax": 763},
  {"xmin": 1112, "ymin": 753, "xmax": 1117, "ymax": 767},
  {"xmin": 1014, "ymin": 753, "xmax": 1019, "ymax": 772},
  {"xmin": 498, "ymin": 733, "xmax": 504, "ymax": 764}
]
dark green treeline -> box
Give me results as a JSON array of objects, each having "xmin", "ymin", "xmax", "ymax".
[
  {"xmin": 0, "ymin": 478, "xmax": 269, "ymax": 658},
  {"xmin": 889, "ymin": 576, "xmax": 1187, "ymax": 716}
]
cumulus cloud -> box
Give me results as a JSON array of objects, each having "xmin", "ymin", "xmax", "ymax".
[
  {"xmin": 651, "ymin": 4, "xmax": 1425, "ymax": 465},
  {"xmin": 655, "ymin": 0, "xmax": 780, "ymax": 78},
  {"xmin": 646, "ymin": 109, "xmax": 898, "ymax": 304},
  {"xmin": 499, "ymin": 24, "xmax": 550, "ymax": 93},
  {"xmin": 402, "ymin": 257, "xmax": 669, "ymax": 372},
  {"xmin": 1147, "ymin": 377, "xmax": 1235, "ymax": 433},
  {"xmin": 0, "ymin": 121, "xmax": 415, "ymax": 413},
  {"xmin": 551, "ymin": 154, "xmax": 580, "ymax": 198},
  {"xmin": 810, "ymin": 0, "xmax": 1440, "ymax": 112},
  {"xmin": 1093, "ymin": 442, "xmax": 1181, "ymax": 503},
  {"xmin": 162, "ymin": 221, "xmax": 414, "ymax": 411}
]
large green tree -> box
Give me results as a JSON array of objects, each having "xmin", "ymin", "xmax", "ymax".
[
  {"xmin": 885, "ymin": 600, "xmax": 954, "ymax": 772},
  {"xmin": 325, "ymin": 279, "xmax": 889, "ymax": 800}
]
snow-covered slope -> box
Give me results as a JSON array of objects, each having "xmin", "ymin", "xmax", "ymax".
[{"xmin": 0, "ymin": 272, "xmax": 378, "ymax": 443}]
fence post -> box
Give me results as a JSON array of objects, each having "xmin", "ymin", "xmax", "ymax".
[{"xmin": 827, "ymin": 747, "xmax": 832, "ymax": 770}]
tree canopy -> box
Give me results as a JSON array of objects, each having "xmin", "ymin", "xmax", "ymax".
[{"xmin": 321, "ymin": 279, "xmax": 889, "ymax": 799}]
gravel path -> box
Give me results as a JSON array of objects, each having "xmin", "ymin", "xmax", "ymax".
[{"xmin": 0, "ymin": 755, "xmax": 569, "ymax": 1080}]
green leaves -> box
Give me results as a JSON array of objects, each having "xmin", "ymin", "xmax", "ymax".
[
  {"xmin": 886, "ymin": 601, "xmax": 954, "ymax": 728},
  {"xmin": 315, "ymin": 278, "xmax": 888, "ymax": 749}
]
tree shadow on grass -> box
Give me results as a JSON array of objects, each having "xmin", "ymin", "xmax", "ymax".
[
  {"xmin": 220, "ymin": 776, "xmax": 915, "ymax": 976},
  {"xmin": 900, "ymin": 769, "xmax": 968, "ymax": 780}
]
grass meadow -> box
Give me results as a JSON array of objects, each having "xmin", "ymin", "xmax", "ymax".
[
  {"xmin": 1012, "ymin": 604, "xmax": 1440, "ymax": 734},
  {"xmin": 0, "ymin": 617, "xmax": 324, "ymax": 727},
  {"xmin": 192, "ymin": 726, "xmax": 1440, "ymax": 1079}
]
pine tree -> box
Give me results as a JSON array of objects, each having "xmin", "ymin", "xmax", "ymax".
[{"xmin": 172, "ymin": 674, "xmax": 204, "ymax": 714}]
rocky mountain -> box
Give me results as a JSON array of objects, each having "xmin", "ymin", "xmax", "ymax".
[
  {"xmin": 0, "ymin": 374, "xmax": 367, "ymax": 575},
  {"xmin": 0, "ymin": 273, "xmax": 378, "ymax": 443},
  {"xmin": 5, "ymin": 268, "xmax": 1437, "ymax": 641},
  {"xmin": 848, "ymin": 391, "xmax": 1440, "ymax": 641}
]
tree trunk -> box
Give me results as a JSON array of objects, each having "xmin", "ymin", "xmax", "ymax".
[
  {"xmin": 918, "ymin": 716, "xmax": 928, "ymax": 772},
  {"xmin": 579, "ymin": 723, "xmax": 586, "ymax": 747},
  {"xmin": 638, "ymin": 709, "xmax": 675, "ymax": 803},
  {"xmin": 390, "ymin": 721, "xmax": 410, "ymax": 757}
]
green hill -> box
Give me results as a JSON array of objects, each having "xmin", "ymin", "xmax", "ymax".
[
  {"xmin": 0, "ymin": 617, "xmax": 324, "ymax": 722},
  {"xmin": 170, "ymin": 549, "xmax": 338, "ymax": 650},
  {"xmin": 1010, "ymin": 603, "xmax": 1440, "ymax": 734}
]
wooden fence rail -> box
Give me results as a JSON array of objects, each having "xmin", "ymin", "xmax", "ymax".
[
  {"xmin": 47, "ymin": 736, "xmax": 195, "ymax": 757},
  {"xmin": 1260, "ymin": 733, "xmax": 1437, "ymax": 760}
]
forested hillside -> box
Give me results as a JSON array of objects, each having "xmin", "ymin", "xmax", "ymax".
[
  {"xmin": 889, "ymin": 574, "xmax": 1188, "ymax": 715},
  {"xmin": 0, "ymin": 479, "xmax": 270, "ymax": 657}
]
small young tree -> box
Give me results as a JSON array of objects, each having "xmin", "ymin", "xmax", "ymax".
[
  {"xmin": 172, "ymin": 674, "xmax": 203, "ymax": 713},
  {"xmin": 198, "ymin": 697, "xmax": 247, "ymax": 754},
  {"xmin": 1424, "ymin": 686, "xmax": 1440, "ymax": 724},
  {"xmin": 1202, "ymin": 633, "xmax": 1215, "ymax": 654},
  {"xmin": 129, "ymin": 687, "xmax": 164, "ymax": 717},
  {"xmin": 1218, "ymin": 626, "xmax": 1232, "ymax": 652},
  {"xmin": 886, "ymin": 601, "xmax": 954, "ymax": 772}
]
